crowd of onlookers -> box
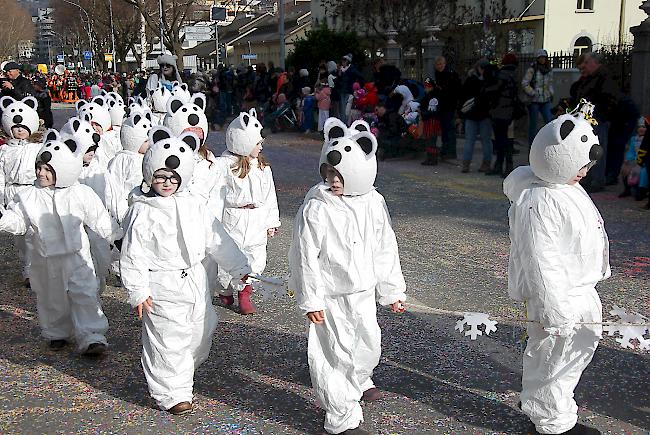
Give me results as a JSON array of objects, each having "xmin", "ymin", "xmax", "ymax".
[{"xmin": 2, "ymin": 49, "xmax": 648, "ymax": 204}]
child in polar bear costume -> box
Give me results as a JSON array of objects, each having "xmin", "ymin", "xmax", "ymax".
[
  {"xmin": 119, "ymin": 126, "xmax": 251, "ymax": 415},
  {"xmin": 504, "ymin": 101, "xmax": 609, "ymax": 435},
  {"xmin": 0, "ymin": 130, "xmax": 121, "ymax": 354},
  {"xmin": 212, "ymin": 109, "xmax": 281, "ymax": 315},
  {"xmin": 0, "ymin": 96, "xmax": 43, "ymax": 286},
  {"xmin": 289, "ymin": 118, "xmax": 406, "ymax": 435}
]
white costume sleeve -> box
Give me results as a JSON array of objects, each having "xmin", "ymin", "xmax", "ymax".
[
  {"xmin": 289, "ymin": 202, "xmax": 327, "ymax": 314},
  {"xmin": 0, "ymin": 200, "xmax": 28, "ymax": 236},
  {"xmin": 0, "ymin": 155, "xmax": 6, "ymax": 207},
  {"xmin": 263, "ymin": 167, "xmax": 281, "ymax": 229},
  {"xmin": 81, "ymin": 186, "xmax": 123, "ymax": 243},
  {"xmin": 119, "ymin": 205, "xmax": 152, "ymax": 307},
  {"xmin": 374, "ymin": 197, "xmax": 406, "ymax": 306},
  {"xmin": 514, "ymin": 200, "xmax": 575, "ymax": 329},
  {"xmin": 205, "ymin": 213, "xmax": 251, "ymax": 281}
]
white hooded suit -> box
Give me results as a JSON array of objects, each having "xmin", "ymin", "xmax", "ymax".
[
  {"xmin": 120, "ymin": 126, "xmax": 251, "ymax": 410},
  {"xmin": 215, "ymin": 110, "xmax": 281, "ymax": 295},
  {"xmin": 289, "ymin": 118, "xmax": 406, "ymax": 434},
  {"xmin": 0, "ymin": 130, "xmax": 121, "ymax": 352},
  {"xmin": 0, "ymin": 96, "xmax": 43, "ymax": 279},
  {"xmin": 504, "ymin": 104, "xmax": 609, "ymax": 434}
]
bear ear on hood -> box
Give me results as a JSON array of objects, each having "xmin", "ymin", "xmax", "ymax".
[
  {"xmin": 0, "ymin": 96, "xmax": 16, "ymax": 109},
  {"xmin": 72, "ymin": 118, "xmax": 81, "ymax": 132},
  {"xmin": 241, "ymin": 112, "xmax": 250, "ymax": 126},
  {"xmin": 181, "ymin": 83, "xmax": 188, "ymax": 92},
  {"xmin": 249, "ymin": 108, "xmax": 258, "ymax": 119},
  {"xmin": 149, "ymin": 125, "xmax": 173, "ymax": 144},
  {"xmin": 324, "ymin": 117, "xmax": 347, "ymax": 143},
  {"xmin": 167, "ymin": 97, "xmax": 184, "ymax": 114},
  {"xmin": 350, "ymin": 119, "xmax": 370, "ymax": 133},
  {"xmin": 179, "ymin": 131, "xmax": 200, "ymax": 151},
  {"xmin": 191, "ymin": 93, "xmax": 206, "ymax": 111},
  {"xmin": 92, "ymin": 96, "xmax": 106, "ymax": 106},
  {"xmin": 351, "ymin": 131, "xmax": 377, "ymax": 156},
  {"xmin": 75, "ymin": 100, "xmax": 87, "ymax": 111},
  {"xmin": 22, "ymin": 96, "xmax": 38, "ymax": 110},
  {"xmin": 559, "ymin": 118, "xmax": 575, "ymax": 140},
  {"xmin": 100, "ymin": 89, "xmax": 108, "ymax": 96},
  {"xmin": 44, "ymin": 128, "xmax": 60, "ymax": 143},
  {"xmin": 133, "ymin": 114, "xmax": 142, "ymax": 125}
]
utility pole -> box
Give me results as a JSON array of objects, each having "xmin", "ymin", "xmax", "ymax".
[
  {"xmin": 109, "ymin": 0, "xmax": 117, "ymax": 72},
  {"xmin": 159, "ymin": 0, "xmax": 166, "ymax": 54},
  {"xmin": 619, "ymin": 0, "xmax": 627, "ymax": 51},
  {"xmin": 140, "ymin": 12, "xmax": 147, "ymax": 71},
  {"xmin": 278, "ymin": 0, "xmax": 285, "ymax": 70}
]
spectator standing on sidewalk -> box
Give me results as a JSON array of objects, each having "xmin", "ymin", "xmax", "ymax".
[
  {"xmin": 432, "ymin": 56, "xmax": 461, "ymax": 160},
  {"xmin": 522, "ymin": 49, "xmax": 554, "ymax": 146},
  {"xmin": 1, "ymin": 62, "xmax": 35, "ymax": 100},
  {"xmin": 336, "ymin": 54, "xmax": 364, "ymax": 124},
  {"xmin": 569, "ymin": 52, "xmax": 619, "ymax": 192}
]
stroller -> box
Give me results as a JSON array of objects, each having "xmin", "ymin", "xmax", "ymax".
[{"xmin": 263, "ymin": 99, "xmax": 299, "ymax": 133}]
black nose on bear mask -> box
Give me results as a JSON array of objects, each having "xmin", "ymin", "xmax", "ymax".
[
  {"xmin": 327, "ymin": 150, "xmax": 342, "ymax": 166},
  {"xmin": 165, "ymin": 155, "xmax": 180, "ymax": 169}
]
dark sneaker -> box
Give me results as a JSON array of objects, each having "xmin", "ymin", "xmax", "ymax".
[
  {"xmin": 340, "ymin": 426, "xmax": 371, "ymax": 435},
  {"xmin": 49, "ymin": 339, "xmax": 67, "ymax": 351},
  {"xmin": 83, "ymin": 343, "xmax": 106, "ymax": 356},
  {"xmin": 167, "ymin": 401, "xmax": 192, "ymax": 415},
  {"xmin": 361, "ymin": 387, "xmax": 382, "ymax": 402}
]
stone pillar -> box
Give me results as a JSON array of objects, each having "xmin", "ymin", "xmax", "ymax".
[
  {"xmin": 384, "ymin": 28, "xmax": 402, "ymax": 70},
  {"xmin": 631, "ymin": 1, "xmax": 650, "ymax": 115},
  {"xmin": 422, "ymin": 26, "xmax": 444, "ymax": 79}
]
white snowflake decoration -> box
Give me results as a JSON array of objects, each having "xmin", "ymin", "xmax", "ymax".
[
  {"xmin": 249, "ymin": 274, "xmax": 290, "ymax": 301},
  {"xmin": 455, "ymin": 312, "xmax": 498, "ymax": 340},
  {"xmin": 603, "ymin": 305, "xmax": 649, "ymax": 350}
]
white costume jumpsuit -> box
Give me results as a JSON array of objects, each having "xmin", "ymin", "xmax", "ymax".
[
  {"xmin": 0, "ymin": 183, "xmax": 121, "ymax": 351},
  {"xmin": 289, "ymin": 183, "xmax": 406, "ymax": 434},
  {"xmin": 0, "ymin": 138, "xmax": 41, "ymax": 278},
  {"xmin": 120, "ymin": 191, "xmax": 251, "ymax": 410},
  {"xmin": 214, "ymin": 151, "xmax": 281, "ymax": 295},
  {"xmin": 505, "ymin": 166, "xmax": 609, "ymax": 434}
]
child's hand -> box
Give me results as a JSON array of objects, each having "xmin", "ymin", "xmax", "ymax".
[
  {"xmin": 241, "ymin": 274, "xmax": 250, "ymax": 283},
  {"xmin": 267, "ymin": 227, "xmax": 279, "ymax": 238},
  {"xmin": 390, "ymin": 301, "xmax": 405, "ymax": 313},
  {"xmin": 135, "ymin": 296, "xmax": 153, "ymax": 319},
  {"xmin": 307, "ymin": 310, "xmax": 325, "ymax": 324}
]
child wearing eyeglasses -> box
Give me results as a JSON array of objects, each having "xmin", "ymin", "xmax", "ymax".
[
  {"xmin": 212, "ymin": 109, "xmax": 280, "ymax": 315},
  {"xmin": 119, "ymin": 126, "xmax": 251, "ymax": 415}
]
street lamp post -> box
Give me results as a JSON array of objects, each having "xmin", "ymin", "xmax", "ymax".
[
  {"xmin": 108, "ymin": 0, "xmax": 117, "ymax": 73},
  {"xmin": 60, "ymin": 0, "xmax": 95, "ymax": 70}
]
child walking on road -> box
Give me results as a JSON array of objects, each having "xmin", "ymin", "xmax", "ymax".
[{"xmin": 289, "ymin": 118, "xmax": 406, "ymax": 435}]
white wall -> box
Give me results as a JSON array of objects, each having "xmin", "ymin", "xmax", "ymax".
[{"xmin": 544, "ymin": 0, "xmax": 647, "ymax": 53}]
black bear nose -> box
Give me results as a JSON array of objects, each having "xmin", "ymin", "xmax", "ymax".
[
  {"xmin": 40, "ymin": 151, "xmax": 52, "ymax": 163},
  {"xmin": 165, "ymin": 155, "xmax": 180, "ymax": 169},
  {"xmin": 92, "ymin": 133, "xmax": 100, "ymax": 144},
  {"xmin": 188, "ymin": 114, "xmax": 199, "ymax": 126},
  {"xmin": 327, "ymin": 150, "xmax": 342, "ymax": 166},
  {"xmin": 13, "ymin": 115, "xmax": 22, "ymax": 124},
  {"xmin": 589, "ymin": 144, "xmax": 603, "ymax": 161}
]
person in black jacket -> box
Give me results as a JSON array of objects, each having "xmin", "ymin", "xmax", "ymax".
[
  {"xmin": 1, "ymin": 62, "xmax": 35, "ymax": 100},
  {"xmin": 433, "ymin": 57, "xmax": 461, "ymax": 159},
  {"xmin": 485, "ymin": 53, "xmax": 519, "ymax": 177},
  {"xmin": 31, "ymin": 76, "xmax": 53, "ymax": 129},
  {"xmin": 569, "ymin": 52, "xmax": 620, "ymax": 192},
  {"xmin": 336, "ymin": 54, "xmax": 364, "ymax": 123}
]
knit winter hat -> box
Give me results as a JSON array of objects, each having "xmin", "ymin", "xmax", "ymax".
[
  {"xmin": 0, "ymin": 96, "xmax": 40, "ymax": 137},
  {"xmin": 37, "ymin": 129, "xmax": 84, "ymax": 188},
  {"xmin": 536, "ymin": 49, "xmax": 549, "ymax": 58},
  {"xmin": 225, "ymin": 108, "xmax": 264, "ymax": 157},
  {"xmin": 163, "ymin": 93, "xmax": 208, "ymax": 144},
  {"xmin": 141, "ymin": 125, "xmax": 199, "ymax": 193},
  {"xmin": 121, "ymin": 112, "xmax": 153, "ymax": 152},
  {"xmin": 76, "ymin": 96, "xmax": 112, "ymax": 132},
  {"xmin": 319, "ymin": 118, "xmax": 378, "ymax": 196},
  {"xmin": 60, "ymin": 117, "xmax": 101, "ymax": 154},
  {"xmin": 529, "ymin": 99, "xmax": 603, "ymax": 184}
]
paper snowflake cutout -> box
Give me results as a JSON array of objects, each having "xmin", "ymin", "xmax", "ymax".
[
  {"xmin": 603, "ymin": 306, "xmax": 649, "ymax": 350},
  {"xmin": 455, "ymin": 312, "xmax": 498, "ymax": 340}
]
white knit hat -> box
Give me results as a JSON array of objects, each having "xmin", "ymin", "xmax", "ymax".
[
  {"xmin": 141, "ymin": 126, "xmax": 199, "ymax": 193},
  {"xmin": 37, "ymin": 129, "xmax": 84, "ymax": 188},
  {"xmin": 225, "ymin": 109, "xmax": 264, "ymax": 157},
  {"xmin": 0, "ymin": 96, "xmax": 40, "ymax": 137}
]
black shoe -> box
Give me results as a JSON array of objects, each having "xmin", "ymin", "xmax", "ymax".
[
  {"xmin": 560, "ymin": 423, "xmax": 602, "ymax": 435},
  {"xmin": 83, "ymin": 342, "xmax": 107, "ymax": 356},
  {"xmin": 49, "ymin": 339, "xmax": 67, "ymax": 351}
]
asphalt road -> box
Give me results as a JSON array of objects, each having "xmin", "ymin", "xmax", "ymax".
[{"xmin": 0, "ymin": 106, "xmax": 648, "ymax": 434}]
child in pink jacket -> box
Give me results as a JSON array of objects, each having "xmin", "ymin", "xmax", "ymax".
[{"xmin": 315, "ymin": 84, "xmax": 331, "ymax": 132}]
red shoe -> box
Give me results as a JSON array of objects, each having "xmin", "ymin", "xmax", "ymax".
[
  {"xmin": 218, "ymin": 294, "xmax": 234, "ymax": 306},
  {"xmin": 238, "ymin": 285, "xmax": 256, "ymax": 315}
]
